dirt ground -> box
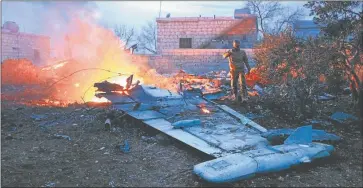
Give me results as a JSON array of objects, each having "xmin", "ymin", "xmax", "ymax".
[{"xmin": 1, "ymin": 95, "xmax": 362, "ymax": 187}]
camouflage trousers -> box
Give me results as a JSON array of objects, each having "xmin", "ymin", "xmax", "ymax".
[{"xmin": 230, "ymin": 70, "xmax": 248, "ymax": 102}]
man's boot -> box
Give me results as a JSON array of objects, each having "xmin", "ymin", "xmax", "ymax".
[
  {"xmin": 237, "ymin": 96, "xmax": 242, "ymax": 104},
  {"xmin": 234, "ymin": 95, "xmax": 239, "ymax": 103}
]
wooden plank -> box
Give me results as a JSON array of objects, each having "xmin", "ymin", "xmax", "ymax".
[
  {"xmin": 128, "ymin": 110, "xmax": 166, "ymax": 121},
  {"xmin": 144, "ymin": 118, "xmax": 224, "ymax": 157},
  {"xmin": 219, "ymin": 105, "xmax": 267, "ymax": 133}
]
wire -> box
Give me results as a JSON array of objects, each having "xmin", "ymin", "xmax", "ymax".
[
  {"xmin": 81, "ymin": 74, "xmax": 125, "ymax": 103},
  {"xmin": 45, "ymin": 68, "xmax": 132, "ymax": 91}
]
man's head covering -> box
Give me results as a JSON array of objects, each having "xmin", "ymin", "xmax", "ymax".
[{"xmin": 232, "ymin": 40, "xmax": 240, "ymax": 48}]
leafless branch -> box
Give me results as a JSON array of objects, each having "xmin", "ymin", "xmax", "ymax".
[
  {"xmin": 137, "ymin": 21, "xmax": 157, "ymax": 54},
  {"xmin": 114, "ymin": 24, "xmax": 136, "ymax": 50},
  {"xmin": 247, "ymin": 0, "xmax": 303, "ymax": 35},
  {"xmin": 275, "ymin": 8, "xmax": 304, "ymax": 33}
]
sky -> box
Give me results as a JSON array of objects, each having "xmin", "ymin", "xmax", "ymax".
[
  {"xmin": 1, "ymin": 1, "xmax": 310, "ymax": 34},
  {"xmin": 1, "ymin": 0, "xmax": 310, "ymax": 52}
]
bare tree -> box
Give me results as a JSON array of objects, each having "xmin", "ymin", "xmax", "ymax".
[
  {"xmin": 247, "ymin": 1, "xmax": 304, "ymax": 35},
  {"xmin": 137, "ymin": 21, "xmax": 157, "ymax": 54},
  {"xmin": 114, "ymin": 24, "xmax": 136, "ymax": 50},
  {"xmin": 273, "ymin": 8, "xmax": 304, "ymax": 34}
]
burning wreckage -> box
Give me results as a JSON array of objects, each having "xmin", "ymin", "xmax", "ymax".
[{"xmin": 93, "ymin": 74, "xmax": 337, "ymax": 183}]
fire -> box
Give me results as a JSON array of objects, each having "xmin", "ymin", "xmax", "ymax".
[
  {"xmin": 108, "ymin": 75, "xmax": 143, "ymax": 88},
  {"xmin": 53, "ymin": 62, "xmax": 67, "ymax": 69},
  {"xmin": 201, "ymin": 108, "xmax": 211, "ymax": 114},
  {"xmin": 248, "ymin": 91, "xmax": 259, "ymax": 96},
  {"xmin": 91, "ymin": 96, "xmax": 110, "ymax": 103},
  {"xmin": 44, "ymin": 17, "xmax": 151, "ymax": 104},
  {"xmin": 41, "ymin": 61, "xmax": 68, "ymax": 71},
  {"xmin": 1, "ymin": 8, "xmax": 179, "ymax": 107}
]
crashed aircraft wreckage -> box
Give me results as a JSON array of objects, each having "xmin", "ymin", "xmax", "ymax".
[{"xmin": 94, "ymin": 75, "xmax": 337, "ymax": 183}]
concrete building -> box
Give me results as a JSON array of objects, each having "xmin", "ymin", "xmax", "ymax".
[
  {"xmin": 1, "ymin": 21, "xmax": 50, "ymax": 65},
  {"xmin": 138, "ymin": 8, "xmax": 257, "ymax": 74},
  {"xmin": 156, "ymin": 8, "xmax": 258, "ymax": 53}
]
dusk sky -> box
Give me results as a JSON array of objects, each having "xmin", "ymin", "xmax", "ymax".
[
  {"xmin": 2, "ymin": 1, "xmax": 310, "ymax": 35},
  {"xmin": 1, "ymin": 0, "xmax": 311, "ymax": 54}
]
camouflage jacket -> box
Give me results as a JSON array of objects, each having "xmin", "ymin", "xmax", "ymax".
[{"xmin": 223, "ymin": 49, "xmax": 248, "ymax": 72}]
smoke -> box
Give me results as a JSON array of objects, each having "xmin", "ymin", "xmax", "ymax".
[
  {"xmin": 39, "ymin": 1, "xmax": 102, "ymax": 59},
  {"xmin": 2, "ymin": 1, "xmax": 101, "ymax": 59},
  {"xmin": 2, "ymin": 1, "xmax": 180, "ymax": 104}
]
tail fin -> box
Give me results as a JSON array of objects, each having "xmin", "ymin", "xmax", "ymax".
[{"xmin": 284, "ymin": 125, "xmax": 312, "ymax": 145}]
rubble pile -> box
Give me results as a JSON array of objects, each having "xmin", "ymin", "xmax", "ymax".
[{"xmin": 172, "ymin": 69, "xmax": 269, "ymax": 99}]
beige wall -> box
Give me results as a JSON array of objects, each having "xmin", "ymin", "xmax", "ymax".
[
  {"xmin": 133, "ymin": 49, "xmax": 256, "ymax": 74},
  {"xmin": 1, "ymin": 31, "xmax": 50, "ymax": 65},
  {"xmin": 156, "ymin": 17, "xmax": 257, "ymax": 53}
]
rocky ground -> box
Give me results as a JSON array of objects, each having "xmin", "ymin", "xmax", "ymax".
[{"xmin": 1, "ymin": 94, "xmax": 362, "ymax": 187}]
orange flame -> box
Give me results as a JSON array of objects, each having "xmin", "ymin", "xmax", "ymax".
[
  {"xmin": 1, "ymin": 10, "xmax": 181, "ymax": 107},
  {"xmin": 91, "ymin": 96, "xmax": 110, "ymax": 103},
  {"xmin": 201, "ymin": 107, "xmax": 210, "ymax": 114}
]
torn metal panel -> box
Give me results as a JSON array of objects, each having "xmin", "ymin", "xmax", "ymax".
[
  {"xmin": 96, "ymin": 80, "xmax": 336, "ymax": 183},
  {"xmin": 219, "ymin": 105, "xmax": 267, "ymax": 133},
  {"xmin": 330, "ymin": 112, "xmax": 358, "ymax": 123},
  {"xmin": 125, "ymin": 75, "xmax": 133, "ymax": 89},
  {"xmin": 144, "ymin": 118, "xmax": 224, "ymax": 157},
  {"xmin": 158, "ymin": 107, "xmax": 184, "ymax": 117},
  {"xmin": 128, "ymin": 110, "xmax": 166, "ymax": 121},
  {"xmin": 141, "ymin": 85, "xmax": 182, "ymax": 99},
  {"xmin": 94, "ymin": 81, "xmax": 124, "ymax": 92},
  {"xmin": 155, "ymin": 98, "xmax": 190, "ymax": 108},
  {"xmin": 96, "ymin": 93, "xmax": 135, "ymax": 104},
  {"xmin": 184, "ymin": 123, "xmax": 268, "ymax": 152},
  {"xmin": 203, "ymin": 91, "xmax": 227, "ymax": 100},
  {"xmin": 193, "ymin": 126, "xmax": 335, "ymax": 183},
  {"xmin": 183, "ymin": 88, "xmax": 203, "ymax": 98},
  {"xmin": 261, "ymin": 127, "xmax": 341, "ymax": 142},
  {"xmin": 172, "ymin": 119, "xmax": 201, "ymax": 128},
  {"xmin": 112, "ymin": 103, "xmax": 138, "ymax": 112},
  {"xmin": 244, "ymin": 112, "xmax": 265, "ymax": 120},
  {"xmin": 284, "ymin": 125, "xmax": 313, "ymax": 145}
]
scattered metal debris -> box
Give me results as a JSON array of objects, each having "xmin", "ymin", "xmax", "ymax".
[
  {"xmin": 119, "ymin": 140, "xmax": 130, "ymax": 153},
  {"xmin": 141, "ymin": 136, "xmax": 157, "ymax": 143},
  {"xmin": 193, "ymin": 125, "xmax": 335, "ymax": 183},
  {"xmin": 244, "ymin": 112, "xmax": 265, "ymax": 120},
  {"xmin": 253, "ymin": 84, "xmax": 264, "ymax": 96},
  {"xmin": 261, "ymin": 126, "xmax": 340, "ymax": 142},
  {"xmin": 31, "ymin": 114, "xmax": 47, "ymax": 121},
  {"xmin": 172, "ymin": 119, "xmax": 201, "ymax": 128},
  {"xmin": 105, "ymin": 118, "xmax": 111, "ymax": 131},
  {"xmin": 109, "ymin": 180, "xmax": 115, "ymax": 188},
  {"xmin": 99, "ymin": 147, "xmax": 105, "ymax": 150},
  {"xmin": 308, "ymin": 120, "xmax": 332, "ymax": 126},
  {"xmin": 54, "ymin": 134, "xmax": 71, "ymax": 141},
  {"xmin": 318, "ymin": 93, "xmax": 336, "ymax": 101},
  {"xmin": 45, "ymin": 182, "xmax": 56, "ymax": 187},
  {"xmin": 94, "ymin": 78, "xmax": 336, "ymax": 183},
  {"xmin": 330, "ymin": 112, "xmax": 358, "ymax": 123},
  {"xmin": 343, "ymin": 87, "xmax": 351, "ymax": 95},
  {"xmin": 94, "ymin": 81, "xmax": 125, "ymax": 93}
]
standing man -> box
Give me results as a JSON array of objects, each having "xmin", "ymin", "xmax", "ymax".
[{"xmin": 223, "ymin": 40, "xmax": 251, "ymax": 104}]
